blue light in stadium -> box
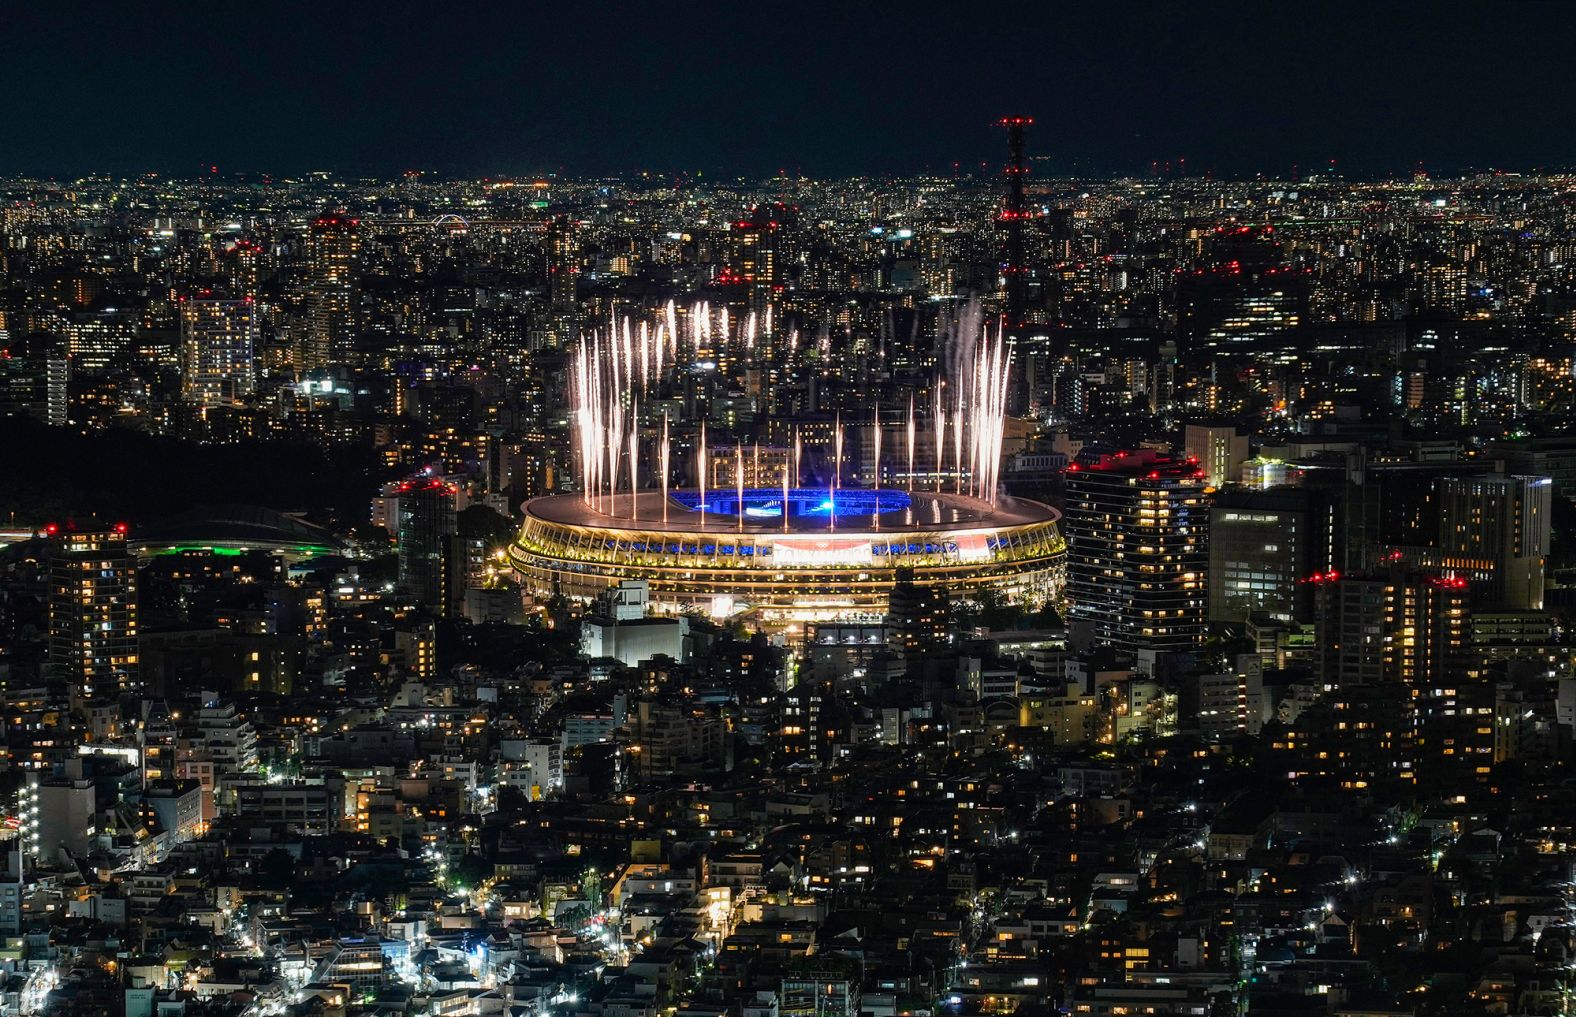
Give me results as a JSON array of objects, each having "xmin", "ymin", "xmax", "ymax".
[{"xmin": 670, "ymin": 488, "xmax": 911, "ymax": 520}]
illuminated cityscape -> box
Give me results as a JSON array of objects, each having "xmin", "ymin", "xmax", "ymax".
[{"xmin": 7, "ymin": 4, "xmax": 1576, "ymax": 1017}]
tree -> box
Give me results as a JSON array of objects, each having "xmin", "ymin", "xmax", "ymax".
[
  {"xmin": 256, "ymin": 848, "xmax": 297, "ymax": 888},
  {"xmin": 581, "ymin": 866, "xmax": 603, "ymax": 909},
  {"xmin": 458, "ymin": 504, "xmax": 516, "ymax": 550},
  {"xmin": 449, "ymin": 852, "xmax": 493, "ymax": 891}
]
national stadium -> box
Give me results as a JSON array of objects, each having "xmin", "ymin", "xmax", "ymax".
[
  {"xmin": 509, "ymin": 486, "xmax": 1064, "ymax": 623},
  {"xmin": 508, "ymin": 301, "xmax": 1064, "ymax": 623}
]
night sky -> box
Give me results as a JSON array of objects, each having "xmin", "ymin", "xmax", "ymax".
[{"xmin": 5, "ymin": 0, "xmax": 1576, "ymax": 180}]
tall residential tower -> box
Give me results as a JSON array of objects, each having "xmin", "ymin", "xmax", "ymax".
[
  {"xmin": 1064, "ymin": 451, "xmax": 1209, "ymax": 666},
  {"xmin": 179, "ymin": 294, "xmax": 256, "ymax": 406},
  {"xmin": 46, "ymin": 524, "xmax": 139, "ymax": 704},
  {"xmin": 301, "ymin": 212, "xmax": 360, "ymax": 371}
]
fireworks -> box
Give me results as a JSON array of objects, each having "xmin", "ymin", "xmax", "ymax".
[
  {"xmin": 937, "ymin": 300, "xmax": 1015, "ymax": 503},
  {"xmin": 568, "ymin": 300, "xmax": 1014, "ymax": 525}
]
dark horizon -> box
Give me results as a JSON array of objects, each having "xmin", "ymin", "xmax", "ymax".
[
  {"xmin": 8, "ymin": 161, "xmax": 1575, "ymax": 185},
  {"xmin": 6, "ymin": 0, "xmax": 1576, "ymax": 181}
]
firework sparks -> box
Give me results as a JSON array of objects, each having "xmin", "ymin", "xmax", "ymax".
[{"xmin": 568, "ymin": 300, "xmax": 1015, "ymax": 527}]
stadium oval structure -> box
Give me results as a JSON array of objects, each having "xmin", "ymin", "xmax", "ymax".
[{"xmin": 509, "ymin": 488, "xmax": 1064, "ymax": 624}]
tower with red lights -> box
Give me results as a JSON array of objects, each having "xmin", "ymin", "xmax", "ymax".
[{"xmin": 997, "ymin": 117, "xmax": 1032, "ymax": 333}]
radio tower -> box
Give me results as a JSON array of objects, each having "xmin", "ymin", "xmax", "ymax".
[{"xmin": 997, "ymin": 116, "xmax": 1032, "ymax": 334}]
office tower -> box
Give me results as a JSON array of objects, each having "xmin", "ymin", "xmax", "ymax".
[
  {"xmin": 396, "ymin": 479, "xmax": 457, "ymax": 609},
  {"xmin": 1176, "ymin": 226, "xmax": 1308, "ymax": 354},
  {"xmin": 64, "ymin": 315, "xmax": 138, "ymax": 374},
  {"xmin": 1208, "ymin": 488, "xmax": 1331, "ymax": 624},
  {"xmin": 0, "ymin": 331, "xmax": 68, "ymax": 426},
  {"xmin": 1196, "ymin": 285, "xmax": 1305, "ymax": 351},
  {"xmin": 1064, "ymin": 451, "xmax": 1209, "ymax": 663},
  {"xmin": 547, "ymin": 215, "xmax": 579, "ymax": 341},
  {"xmin": 1183, "ymin": 423, "xmax": 1249, "ymax": 487},
  {"xmin": 302, "ymin": 212, "xmax": 360, "ymax": 371},
  {"xmin": 1191, "ymin": 653, "xmax": 1266, "ymax": 740},
  {"xmin": 1313, "ymin": 569, "xmax": 1468, "ymax": 689},
  {"xmin": 179, "ymin": 295, "xmax": 256, "ymax": 406},
  {"xmin": 1434, "ymin": 475, "xmax": 1551, "ymax": 610},
  {"xmin": 46, "ymin": 524, "xmax": 139, "ymax": 704}
]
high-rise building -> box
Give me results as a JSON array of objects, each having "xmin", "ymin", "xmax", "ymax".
[
  {"xmin": 1313, "ymin": 569, "xmax": 1469, "ymax": 689},
  {"xmin": 228, "ymin": 238, "xmax": 264, "ymax": 300},
  {"xmin": 1208, "ymin": 488, "xmax": 1331, "ymax": 624},
  {"xmin": 302, "ymin": 212, "xmax": 360, "ymax": 371},
  {"xmin": 1276, "ymin": 680, "xmax": 1418, "ymax": 789},
  {"xmin": 996, "ymin": 116, "xmax": 1032, "ymax": 334},
  {"xmin": 1183, "ymin": 423, "xmax": 1249, "ymax": 487},
  {"xmin": 396, "ymin": 479, "xmax": 457, "ymax": 609},
  {"xmin": 46, "ymin": 523, "xmax": 139, "ymax": 704},
  {"xmin": 179, "ymin": 295, "xmax": 256, "ymax": 406},
  {"xmin": 1197, "ymin": 285, "xmax": 1305, "ymax": 351},
  {"xmin": 733, "ymin": 203, "xmax": 793, "ymax": 321},
  {"xmin": 547, "ymin": 215, "xmax": 579, "ymax": 341},
  {"xmin": 1433, "ymin": 474, "xmax": 1551, "ymax": 611},
  {"xmin": 29, "ymin": 773, "xmax": 95, "ymax": 864},
  {"xmin": 1176, "ymin": 227, "xmax": 1307, "ymax": 354},
  {"xmin": 1064, "ymin": 450, "xmax": 1209, "ymax": 663},
  {"xmin": 64, "ymin": 315, "xmax": 138, "ymax": 374},
  {"xmin": 0, "ymin": 331, "xmax": 68, "ymax": 426},
  {"xmin": 884, "ymin": 568, "xmax": 950, "ymax": 659}
]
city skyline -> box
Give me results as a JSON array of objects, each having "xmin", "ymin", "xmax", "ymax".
[{"xmin": 9, "ymin": 9, "xmax": 1576, "ymax": 1015}]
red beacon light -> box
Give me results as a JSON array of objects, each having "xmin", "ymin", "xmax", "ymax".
[
  {"xmin": 43, "ymin": 523, "xmax": 58, "ymax": 536},
  {"xmin": 113, "ymin": 522, "xmax": 129, "ymax": 535}
]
